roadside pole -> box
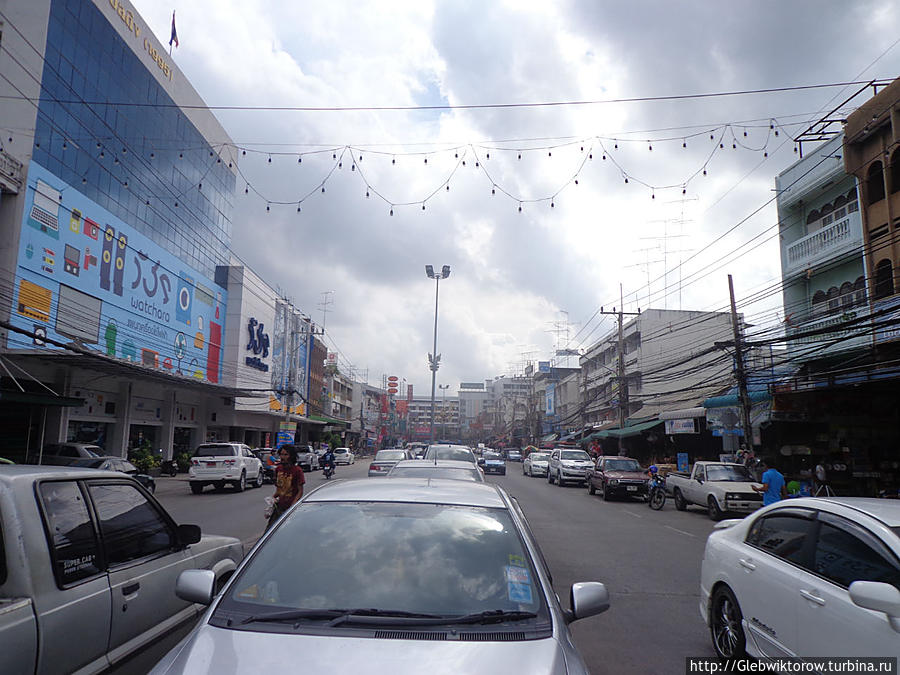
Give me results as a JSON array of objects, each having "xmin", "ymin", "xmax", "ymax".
[{"xmin": 727, "ymin": 275, "xmax": 755, "ymax": 449}]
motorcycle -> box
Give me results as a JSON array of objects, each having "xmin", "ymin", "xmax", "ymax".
[
  {"xmin": 161, "ymin": 459, "xmax": 178, "ymax": 477},
  {"xmin": 323, "ymin": 463, "xmax": 335, "ymax": 480}
]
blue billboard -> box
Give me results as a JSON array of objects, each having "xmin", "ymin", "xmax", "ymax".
[{"xmin": 11, "ymin": 162, "xmax": 227, "ymax": 384}]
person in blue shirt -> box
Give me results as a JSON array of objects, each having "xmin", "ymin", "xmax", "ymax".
[{"xmin": 752, "ymin": 458, "xmax": 787, "ymax": 506}]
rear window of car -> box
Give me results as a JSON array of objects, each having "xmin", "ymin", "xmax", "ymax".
[
  {"xmin": 374, "ymin": 450, "xmax": 406, "ymax": 461},
  {"xmin": 194, "ymin": 444, "xmax": 237, "ymax": 457},
  {"xmin": 388, "ymin": 467, "xmax": 482, "ymax": 482},
  {"xmin": 219, "ymin": 502, "xmax": 547, "ymax": 622}
]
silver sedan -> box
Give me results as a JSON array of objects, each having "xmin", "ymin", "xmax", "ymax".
[
  {"xmin": 523, "ymin": 451, "xmax": 551, "ymax": 477},
  {"xmin": 152, "ymin": 479, "xmax": 611, "ymax": 674}
]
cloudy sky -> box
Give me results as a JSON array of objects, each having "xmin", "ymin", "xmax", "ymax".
[{"xmin": 134, "ymin": 0, "xmax": 900, "ymax": 394}]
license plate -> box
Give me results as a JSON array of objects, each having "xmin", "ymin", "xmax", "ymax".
[
  {"xmin": 627, "ymin": 486, "xmax": 637, "ymax": 492},
  {"xmin": 206, "ymin": 462, "xmax": 216, "ymax": 467}
]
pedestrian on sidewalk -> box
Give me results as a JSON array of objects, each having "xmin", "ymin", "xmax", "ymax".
[
  {"xmin": 752, "ymin": 458, "xmax": 787, "ymax": 506},
  {"xmin": 265, "ymin": 444, "xmax": 305, "ymax": 531}
]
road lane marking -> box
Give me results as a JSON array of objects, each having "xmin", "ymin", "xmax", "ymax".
[
  {"xmin": 664, "ymin": 525, "xmax": 696, "ymax": 537},
  {"xmin": 624, "ymin": 510, "xmax": 643, "ymax": 518}
]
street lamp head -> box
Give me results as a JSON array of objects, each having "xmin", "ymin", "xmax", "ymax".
[
  {"xmin": 441, "ymin": 265, "xmax": 451, "ymax": 279},
  {"xmin": 425, "ymin": 265, "xmax": 435, "ymax": 278}
]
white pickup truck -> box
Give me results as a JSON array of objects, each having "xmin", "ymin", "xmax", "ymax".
[
  {"xmin": 0, "ymin": 465, "xmax": 243, "ymax": 674},
  {"xmin": 666, "ymin": 461, "xmax": 763, "ymax": 520}
]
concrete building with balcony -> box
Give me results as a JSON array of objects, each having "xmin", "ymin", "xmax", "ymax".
[
  {"xmin": 407, "ymin": 394, "xmax": 459, "ymax": 441},
  {"xmin": 776, "ymin": 134, "xmax": 867, "ymax": 370},
  {"xmin": 457, "ymin": 381, "xmax": 490, "ymax": 441}
]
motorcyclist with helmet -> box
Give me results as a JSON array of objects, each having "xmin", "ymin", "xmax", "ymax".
[{"xmin": 322, "ymin": 445, "xmax": 336, "ymax": 478}]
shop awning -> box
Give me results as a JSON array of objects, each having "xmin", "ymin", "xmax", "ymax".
[
  {"xmin": 0, "ymin": 390, "xmax": 85, "ymax": 406},
  {"xmin": 596, "ymin": 419, "xmax": 664, "ymax": 439},
  {"xmin": 658, "ymin": 407, "xmax": 706, "ymax": 420},
  {"xmin": 540, "ymin": 433, "xmax": 558, "ymax": 443},
  {"xmin": 703, "ymin": 390, "xmax": 771, "ymax": 408},
  {"xmin": 309, "ymin": 414, "xmax": 350, "ymax": 427}
]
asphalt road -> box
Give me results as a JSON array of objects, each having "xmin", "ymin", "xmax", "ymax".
[{"xmin": 123, "ymin": 459, "xmax": 720, "ymax": 674}]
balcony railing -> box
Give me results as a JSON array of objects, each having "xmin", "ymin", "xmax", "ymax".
[
  {"xmin": 787, "ymin": 306, "xmax": 871, "ymax": 355},
  {"xmin": 784, "ymin": 214, "xmax": 861, "ymax": 274}
]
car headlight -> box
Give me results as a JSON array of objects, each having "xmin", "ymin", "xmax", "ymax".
[
  {"xmin": 725, "ymin": 492, "xmax": 739, "ymax": 501},
  {"xmin": 608, "ymin": 479, "xmax": 618, "ymax": 485}
]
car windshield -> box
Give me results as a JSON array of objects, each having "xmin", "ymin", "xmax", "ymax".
[
  {"xmin": 219, "ymin": 502, "xmax": 546, "ymax": 620},
  {"xmin": 705, "ymin": 465, "xmax": 752, "ymax": 481},
  {"xmin": 194, "ymin": 444, "xmax": 236, "ymax": 457},
  {"xmin": 561, "ymin": 450, "xmax": 590, "ymax": 461},
  {"xmin": 604, "ymin": 459, "xmax": 641, "ymax": 472},
  {"xmin": 387, "ymin": 467, "xmax": 483, "ymax": 482},
  {"xmin": 484, "ymin": 453, "xmax": 503, "ymax": 460},
  {"xmin": 374, "ymin": 450, "xmax": 406, "ymax": 461},
  {"xmin": 529, "ymin": 453, "xmax": 550, "ymax": 462}
]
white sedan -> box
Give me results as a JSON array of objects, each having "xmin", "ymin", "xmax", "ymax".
[
  {"xmin": 700, "ymin": 497, "xmax": 900, "ymax": 660},
  {"xmin": 333, "ymin": 447, "xmax": 355, "ymax": 465}
]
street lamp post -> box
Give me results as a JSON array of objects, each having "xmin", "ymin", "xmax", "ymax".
[
  {"xmin": 438, "ymin": 384, "xmax": 450, "ymax": 440},
  {"xmin": 425, "ymin": 265, "xmax": 451, "ymax": 444}
]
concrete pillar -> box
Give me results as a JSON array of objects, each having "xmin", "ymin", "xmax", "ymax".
[
  {"xmin": 108, "ymin": 381, "xmax": 132, "ymax": 458},
  {"xmin": 159, "ymin": 390, "xmax": 176, "ymax": 461},
  {"xmin": 42, "ymin": 368, "xmax": 71, "ymax": 443}
]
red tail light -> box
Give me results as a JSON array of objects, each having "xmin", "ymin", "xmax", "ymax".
[
  {"xmin": 370, "ymin": 464, "xmax": 380, "ymax": 471},
  {"xmin": 224, "ymin": 459, "xmax": 235, "ymax": 466},
  {"xmin": 191, "ymin": 458, "xmax": 199, "ymax": 466}
]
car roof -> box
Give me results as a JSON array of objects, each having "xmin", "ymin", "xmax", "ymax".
[
  {"xmin": 0, "ymin": 464, "xmax": 125, "ymax": 483},
  {"xmin": 306, "ymin": 477, "xmax": 506, "ymax": 508},
  {"xmin": 780, "ymin": 497, "xmax": 900, "ymax": 528},
  {"xmin": 392, "ymin": 459, "xmax": 481, "ymax": 470},
  {"xmin": 599, "ymin": 455, "xmax": 639, "ymax": 461}
]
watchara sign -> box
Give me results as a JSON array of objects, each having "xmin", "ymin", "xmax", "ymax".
[{"xmin": 12, "ymin": 162, "xmax": 226, "ymax": 383}]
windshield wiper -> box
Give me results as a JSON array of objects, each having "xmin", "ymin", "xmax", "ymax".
[{"xmin": 241, "ymin": 608, "xmax": 442, "ymax": 626}]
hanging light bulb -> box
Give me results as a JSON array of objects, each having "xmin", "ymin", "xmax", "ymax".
[
  {"xmin": 602, "ymin": 154, "xmax": 606, "ymax": 160},
  {"xmin": 114, "ymin": 157, "xmax": 119, "ymax": 164},
  {"xmin": 321, "ymin": 186, "xmax": 326, "ymax": 193},
  {"xmin": 455, "ymin": 153, "xmax": 458, "ymax": 158},
  {"xmin": 614, "ymin": 142, "xmax": 618, "ymax": 149},
  {"xmin": 266, "ymin": 203, "xmax": 270, "ymax": 212},
  {"xmin": 422, "ymin": 203, "xmax": 425, "ymax": 211},
  {"xmin": 122, "ymin": 147, "xmax": 126, "ymax": 154},
  {"xmin": 682, "ymin": 140, "xmax": 686, "ymax": 148},
  {"xmin": 446, "ymin": 184, "xmax": 450, "ymax": 191},
  {"xmin": 764, "ymin": 151, "xmax": 768, "ymax": 158},
  {"xmin": 351, "ymin": 164, "xmax": 355, "ymax": 171},
  {"xmin": 732, "ymin": 143, "xmax": 736, "ymax": 149},
  {"xmin": 682, "ymin": 187, "xmax": 686, "ymax": 195},
  {"xmin": 710, "ymin": 133, "xmax": 714, "ymax": 140},
  {"xmin": 298, "ymin": 156, "xmax": 302, "ymax": 163},
  {"xmin": 794, "ymin": 146, "xmax": 798, "ymax": 153},
  {"xmin": 338, "ymin": 161, "xmax": 342, "ymax": 168},
  {"xmin": 297, "ymin": 205, "xmax": 301, "ymax": 213},
  {"xmin": 462, "ymin": 160, "xmax": 466, "ymax": 166},
  {"xmin": 517, "ymin": 153, "xmax": 521, "ymax": 160},
  {"xmin": 209, "ymin": 151, "xmax": 214, "ymax": 157},
  {"xmin": 486, "ymin": 152, "xmax": 490, "ymax": 159},
  {"xmin": 174, "ymin": 201, "xmax": 178, "ymax": 207},
  {"xmin": 358, "ymin": 155, "xmax": 362, "ymax": 161},
  {"xmin": 424, "ymin": 157, "xmax": 427, "ymax": 164},
  {"xmin": 332, "ymin": 153, "xmax": 336, "ymax": 159},
  {"xmin": 123, "ymin": 181, "xmax": 128, "ymax": 188},
  {"xmin": 82, "ymin": 177, "xmax": 87, "ymax": 184},
  {"xmin": 518, "ymin": 204, "xmax": 522, "ymax": 212},
  {"xmin": 62, "ymin": 140, "xmax": 67, "ymax": 149},
  {"xmin": 743, "ymin": 130, "xmax": 748, "ymax": 137},
  {"xmin": 475, "ymin": 161, "xmax": 479, "ymax": 167},
  {"xmin": 198, "ymin": 183, "xmax": 202, "ymax": 190},
  {"xmin": 575, "ymin": 179, "xmax": 579, "ymax": 185},
  {"xmin": 589, "ymin": 153, "xmax": 592, "ymax": 159},
  {"xmin": 268, "ymin": 155, "xmax": 272, "ymax": 163},
  {"xmin": 390, "ymin": 208, "xmax": 393, "ymax": 216},
  {"xmin": 245, "ymin": 185, "xmax": 249, "ymax": 194},
  {"xmin": 550, "ymin": 201, "xmax": 554, "ymax": 208},
  {"xmin": 651, "ymin": 193, "xmax": 655, "ymax": 199},
  {"xmin": 719, "ymin": 143, "xmax": 724, "ymax": 149},
  {"xmin": 648, "ymin": 144, "xmax": 652, "ymax": 151},
  {"xmin": 770, "ymin": 122, "xmax": 774, "ymax": 129},
  {"xmin": 179, "ymin": 152, "xmax": 183, "ymax": 159},
  {"xmin": 703, "ymin": 169, "xmax": 707, "ymax": 176},
  {"xmin": 774, "ymin": 130, "xmax": 779, "ymax": 137},
  {"xmin": 392, "ymin": 157, "xmax": 396, "ymax": 164},
  {"xmin": 548, "ymin": 151, "xmax": 552, "ymax": 157},
  {"xmin": 624, "ymin": 176, "xmax": 629, "ymax": 184},
  {"xmin": 580, "ymin": 146, "xmax": 583, "ymax": 152},
  {"xmin": 150, "ymin": 152, "xmax": 154, "ymax": 158},
  {"xmin": 491, "ymin": 187, "xmax": 496, "ymax": 195},
  {"xmin": 242, "ymin": 150, "xmax": 246, "ymax": 155},
  {"xmin": 366, "ymin": 190, "xmax": 370, "ymax": 198}
]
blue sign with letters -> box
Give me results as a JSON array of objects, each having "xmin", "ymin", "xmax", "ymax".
[{"xmin": 11, "ymin": 162, "xmax": 226, "ymax": 383}]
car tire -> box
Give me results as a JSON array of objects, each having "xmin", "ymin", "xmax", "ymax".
[
  {"xmin": 547, "ymin": 470, "xmax": 554, "ymax": 484},
  {"xmin": 588, "ymin": 480, "xmax": 596, "ymax": 495},
  {"xmin": 235, "ymin": 472, "xmax": 246, "ymax": 493},
  {"xmin": 707, "ymin": 496, "xmax": 724, "ymax": 521},
  {"xmin": 255, "ymin": 470, "xmax": 264, "ymax": 488},
  {"xmin": 557, "ymin": 471, "xmax": 564, "ymax": 487},
  {"xmin": 602, "ymin": 483, "xmax": 612, "ymax": 501},
  {"xmin": 709, "ymin": 586, "xmax": 747, "ymax": 660},
  {"xmin": 674, "ymin": 488, "xmax": 688, "ymax": 511},
  {"xmin": 190, "ymin": 482, "xmax": 203, "ymax": 495}
]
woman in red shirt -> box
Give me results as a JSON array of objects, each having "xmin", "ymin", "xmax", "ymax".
[{"xmin": 265, "ymin": 444, "xmax": 305, "ymax": 531}]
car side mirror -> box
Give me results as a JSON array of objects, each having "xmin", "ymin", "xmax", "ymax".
[
  {"xmin": 175, "ymin": 569, "xmax": 216, "ymax": 605},
  {"xmin": 696, "ymin": 476, "xmax": 704, "ymax": 484},
  {"xmin": 849, "ymin": 581, "xmax": 900, "ymax": 632},
  {"xmin": 566, "ymin": 582, "xmax": 610, "ymax": 624},
  {"xmin": 477, "ymin": 458, "xmax": 485, "ymax": 467},
  {"xmin": 177, "ymin": 523, "xmax": 202, "ymax": 546}
]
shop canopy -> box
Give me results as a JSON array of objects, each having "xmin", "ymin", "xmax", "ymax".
[
  {"xmin": 601, "ymin": 418, "xmax": 664, "ymax": 439},
  {"xmin": 309, "ymin": 414, "xmax": 350, "ymax": 427},
  {"xmin": 540, "ymin": 432, "xmax": 558, "ymax": 443},
  {"xmin": 703, "ymin": 390, "xmax": 771, "ymax": 408}
]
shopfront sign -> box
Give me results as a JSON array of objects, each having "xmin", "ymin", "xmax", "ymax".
[
  {"xmin": 245, "ymin": 317, "xmax": 270, "ymax": 372},
  {"xmin": 665, "ymin": 419, "xmax": 697, "ymax": 434},
  {"xmin": 11, "ymin": 163, "xmax": 226, "ymax": 384}
]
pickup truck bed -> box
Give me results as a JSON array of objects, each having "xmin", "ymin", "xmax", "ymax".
[{"xmin": 666, "ymin": 462, "xmax": 762, "ymax": 520}]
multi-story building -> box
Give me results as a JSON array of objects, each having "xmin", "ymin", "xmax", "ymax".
[
  {"xmin": 457, "ymin": 381, "xmax": 489, "ymax": 441},
  {"xmin": 407, "ymin": 394, "xmax": 459, "ymax": 441},
  {"xmin": 843, "ymin": 78, "xmax": 900, "ymax": 349},
  {"xmin": 579, "ymin": 309, "xmax": 736, "ymax": 453},
  {"xmin": 0, "ymin": 0, "xmax": 244, "ymax": 459},
  {"xmin": 777, "ymin": 133, "xmax": 867, "ymax": 369},
  {"xmin": 531, "ymin": 366, "xmax": 580, "ymax": 440},
  {"xmin": 486, "ymin": 375, "xmax": 531, "ymax": 446}
]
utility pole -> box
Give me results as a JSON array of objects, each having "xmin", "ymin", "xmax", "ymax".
[
  {"xmin": 728, "ymin": 274, "xmax": 755, "ymax": 449},
  {"xmin": 598, "ymin": 284, "xmax": 641, "ymax": 455},
  {"xmin": 318, "ymin": 290, "xmax": 334, "ymax": 333}
]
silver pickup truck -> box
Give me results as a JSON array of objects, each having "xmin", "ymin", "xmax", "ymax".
[{"xmin": 0, "ymin": 465, "xmax": 243, "ymax": 675}]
